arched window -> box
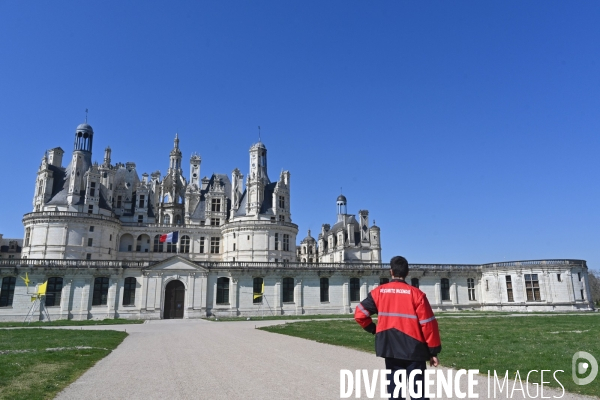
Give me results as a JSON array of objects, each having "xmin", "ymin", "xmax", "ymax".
[
  {"xmin": 180, "ymin": 235, "xmax": 190, "ymax": 253},
  {"xmin": 123, "ymin": 277, "xmax": 136, "ymax": 306},
  {"xmin": 411, "ymin": 278, "xmax": 419, "ymax": 288},
  {"xmin": 467, "ymin": 278, "xmax": 476, "ymax": 301},
  {"xmin": 350, "ymin": 278, "xmax": 360, "ymax": 302},
  {"xmin": 253, "ymin": 277, "xmax": 263, "ymax": 304},
  {"xmin": 216, "ymin": 277, "xmax": 229, "ymax": 305},
  {"xmin": 164, "ymin": 214, "xmax": 171, "ymax": 225},
  {"xmin": 153, "ymin": 235, "xmax": 163, "ymax": 252},
  {"xmin": 119, "ymin": 234, "xmax": 134, "ymax": 252},
  {"xmin": 282, "ymin": 277, "xmax": 294, "ymax": 303},
  {"xmin": 320, "ymin": 277, "xmax": 329, "ymax": 302},
  {"xmin": 92, "ymin": 277, "xmax": 110, "ymax": 306},
  {"xmin": 45, "ymin": 277, "xmax": 63, "ymax": 307},
  {"xmin": 0, "ymin": 277, "xmax": 16, "ymax": 307},
  {"xmin": 441, "ymin": 278, "xmax": 450, "ymax": 301}
]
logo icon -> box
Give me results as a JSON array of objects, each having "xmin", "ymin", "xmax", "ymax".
[{"xmin": 572, "ymin": 351, "xmax": 598, "ymax": 385}]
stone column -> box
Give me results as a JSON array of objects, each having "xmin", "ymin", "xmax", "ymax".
[
  {"xmin": 61, "ymin": 278, "xmax": 73, "ymax": 320},
  {"xmin": 141, "ymin": 272, "xmax": 150, "ymax": 311},
  {"xmin": 342, "ymin": 281, "xmax": 349, "ymax": 313},
  {"xmin": 155, "ymin": 273, "xmax": 164, "ymax": 316},
  {"xmin": 273, "ymin": 278, "xmax": 281, "ymax": 315},
  {"xmin": 451, "ymin": 282, "xmax": 458, "ymax": 305},
  {"xmin": 79, "ymin": 278, "xmax": 91, "ymax": 320},
  {"xmin": 187, "ymin": 272, "xmax": 196, "ymax": 310},
  {"xmin": 295, "ymin": 278, "xmax": 303, "ymax": 315},
  {"xmin": 107, "ymin": 276, "xmax": 118, "ymax": 319},
  {"xmin": 360, "ymin": 279, "xmax": 368, "ymax": 302},
  {"xmin": 434, "ymin": 283, "xmax": 441, "ymax": 305},
  {"xmin": 230, "ymin": 277, "xmax": 238, "ymax": 316}
]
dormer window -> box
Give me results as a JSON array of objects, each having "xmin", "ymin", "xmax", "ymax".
[
  {"xmin": 138, "ymin": 195, "xmax": 145, "ymax": 208},
  {"xmin": 211, "ymin": 198, "xmax": 221, "ymax": 212},
  {"xmin": 116, "ymin": 196, "xmax": 122, "ymax": 208},
  {"xmin": 89, "ymin": 182, "xmax": 96, "ymax": 197},
  {"xmin": 278, "ymin": 196, "xmax": 285, "ymax": 209}
]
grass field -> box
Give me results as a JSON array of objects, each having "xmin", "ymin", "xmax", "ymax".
[
  {"xmin": 0, "ymin": 318, "xmax": 144, "ymax": 328},
  {"xmin": 0, "ymin": 329, "xmax": 127, "ymax": 400},
  {"xmin": 261, "ymin": 314, "xmax": 600, "ymax": 397}
]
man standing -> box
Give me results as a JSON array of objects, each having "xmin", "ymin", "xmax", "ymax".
[{"xmin": 354, "ymin": 256, "xmax": 442, "ymax": 399}]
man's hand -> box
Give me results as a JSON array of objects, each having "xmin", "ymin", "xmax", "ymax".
[{"xmin": 429, "ymin": 356, "xmax": 439, "ymax": 367}]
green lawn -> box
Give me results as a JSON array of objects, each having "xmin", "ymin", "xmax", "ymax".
[
  {"xmin": 0, "ymin": 318, "xmax": 144, "ymax": 328},
  {"xmin": 0, "ymin": 329, "xmax": 127, "ymax": 400},
  {"xmin": 261, "ymin": 314, "xmax": 600, "ymax": 397}
]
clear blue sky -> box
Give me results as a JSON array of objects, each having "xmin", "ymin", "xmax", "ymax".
[{"xmin": 1, "ymin": 1, "xmax": 598, "ymax": 268}]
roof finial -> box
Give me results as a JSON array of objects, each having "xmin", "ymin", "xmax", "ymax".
[
  {"xmin": 258, "ymin": 126, "xmax": 261, "ymax": 142},
  {"xmin": 85, "ymin": 108, "xmax": 88, "ymax": 123}
]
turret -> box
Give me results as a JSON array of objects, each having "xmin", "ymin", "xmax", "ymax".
[
  {"xmin": 190, "ymin": 154, "xmax": 201, "ymax": 186},
  {"xmin": 336, "ymin": 194, "xmax": 347, "ymax": 221},
  {"xmin": 246, "ymin": 142, "xmax": 270, "ymax": 216}
]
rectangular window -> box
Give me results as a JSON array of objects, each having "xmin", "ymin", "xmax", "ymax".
[
  {"xmin": 557, "ymin": 273, "xmax": 562, "ymax": 282},
  {"xmin": 87, "ymin": 238, "xmax": 93, "ymax": 246},
  {"xmin": 350, "ymin": 278, "xmax": 360, "ymax": 302},
  {"xmin": 117, "ymin": 196, "xmax": 122, "ymax": 208},
  {"xmin": 282, "ymin": 277, "xmax": 294, "ymax": 303},
  {"xmin": 278, "ymin": 196, "xmax": 285, "ymax": 209},
  {"xmin": 153, "ymin": 235, "xmax": 163, "ymax": 253},
  {"xmin": 253, "ymin": 277, "xmax": 263, "ymax": 304},
  {"xmin": 199, "ymin": 237, "xmax": 205, "ymax": 253},
  {"xmin": 89, "ymin": 226, "xmax": 94, "ymax": 232},
  {"xmin": 45, "ymin": 277, "xmax": 63, "ymax": 307},
  {"xmin": 411, "ymin": 278, "xmax": 419, "ymax": 288},
  {"xmin": 283, "ymin": 234, "xmax": 289, "ymax": 251},
  {"xmin": 86, "ymin": 253, "xmax": 91, "ymax": 260},
  {"xmin": 467, "ymin": 278, "xmax": 476, "ymax": 301},
  {"xmin": 88, "ymin": 205, "xmax": 94, "ymax": 214},
  {"xmin": 123, "ymin": 277, "xmax": 136, "ymax": 306},
  {"xmin": 578, "ymin": 272, "xmax": 582, "ymax": 281},
  {"xmin": 210, "ymin": 218, "xmax": 220, "ymax": 226},
  {"xmin": 506, "ymin": 276, "xmax": 514, "ymax": 302},
  {"xmin": 581, "ymin": 289, "xmax": 585, "ymax": 301},
  {"xmin": 233, "ymin": 243, "xmax": 236, "ymax": 251},
  {"xmin": 180, "ymin": 235, "xmax": 190, "ymax": 253},
  {"xmin": 274, "ymin": 233, "xmax": 279, "ymax": 250},
  {"xmin": 216, "ymin": 277, "xmax": 229, "ymax": 304},
  {"xmin": 137, "ymin": 215, "xmax": 143, "ymax": 223},
  {"xmin": 210, "ymin": 237, "xmax": 220, "ymax": 254},
  {"xmin": 138, "ymin": 195, "xmax": 145, "ymax": 208},
  {"xmin": 0, "ymin": 277, "xmax": 16, "ymax": 307},
  {"xmin": 92, "ymin": 277, "xmax": 109, "ymax": 306},
  {"xmin": 441, "ymin": 278, "xmax": 450, "ymax": 301},
  {"xmin": 109, "ymin": 234, "xmax": 112, "ymax": 241},
  {"xmin": 166, "ymin": 241, "xmax": 176, "ymax": 253},
  {"xmin": 524, "ymin": 274, "xmax": 541, "ymax": 301},
  {"xmin": 380, "ymin": 278, "xmax": 389, "ymax": 285},
  {"xmin": 279, "ymin": 215, "xmax": 285, "ymax": 222},
  {"xmin": 90, "ymin": 182, "xmax": 96, "ymax": 197},
  {"xmin": 320, "ymin": 278, "xmax": 329, "ymax": 302},
  {"xmin": 211, "ymin": 198, "xmax": 221, "ymax": 212},
  {"xmin": 25, "ymin": 228, "xmax": 31, "ymax": 246}
]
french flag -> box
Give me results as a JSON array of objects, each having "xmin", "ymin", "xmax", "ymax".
[{"xmin": 159, "ymin": 231, "xmax": 179, "ymax": 244}]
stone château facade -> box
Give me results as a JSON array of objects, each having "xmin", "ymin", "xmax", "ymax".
[{"xmin": 0, "ymin": 121, "xmax": 594, "ymax": 321}]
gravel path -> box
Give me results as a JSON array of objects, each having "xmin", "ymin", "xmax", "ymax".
[{"xmin": 53, "ymin": 319, "xmax": 595, "ymax": 400}]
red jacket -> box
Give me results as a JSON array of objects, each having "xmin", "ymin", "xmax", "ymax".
[{"xmin": 354, "ymin": 279, "xmax": 441, "ymax": 361}]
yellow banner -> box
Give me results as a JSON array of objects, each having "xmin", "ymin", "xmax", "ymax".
[{"xmin": 37, "ymin": 281, "xmax": 48, "ymax": 296}]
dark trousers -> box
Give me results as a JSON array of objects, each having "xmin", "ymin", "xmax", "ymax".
[{"xmin": 385, "ymin": 358, "xmax": 428, "ymax": 400}]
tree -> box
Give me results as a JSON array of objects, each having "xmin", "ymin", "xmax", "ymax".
[{"xmin": 588, "ymin": 270, "xmax": 600, "ymax": 306}]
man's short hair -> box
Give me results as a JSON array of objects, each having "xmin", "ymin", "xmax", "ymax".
[{"xmin": 390, "ymin": 256, "xmax": 409, "ymax": 278}]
